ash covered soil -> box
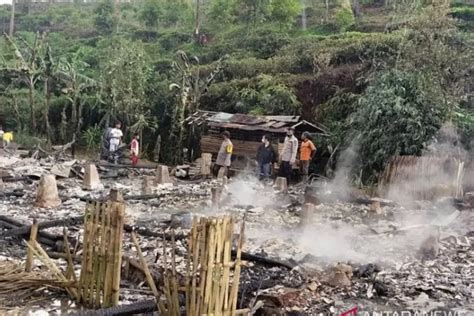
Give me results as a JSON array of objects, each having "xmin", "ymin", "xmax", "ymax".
[{"xmin": 0, "ymin": 155, "xmax": 473, "ymax": 315}]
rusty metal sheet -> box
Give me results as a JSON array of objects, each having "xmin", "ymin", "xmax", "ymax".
[
  {"xmin": 264, "ymin": 115, "xmax": 300, "ymax": 123},
  {"xmin": 230, "ymin": 113, "xmax": 265, "ymax": 125}
]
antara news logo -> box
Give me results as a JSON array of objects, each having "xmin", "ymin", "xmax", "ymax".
[{"xmin": 339, "ymin": 306, "xmax": 468, "ymax": 316}]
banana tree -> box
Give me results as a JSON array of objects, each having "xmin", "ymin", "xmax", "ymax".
[
  {"xmin": 1, "ymin": 32, "xmax": 47, "ymax": 131},
  {"xmin": 55, "ymin": 50, "xmax": 98, "ymax": 142},
  {"xmin": 129, "ymin": 113, "xmax": 158, "ymax": 154},
  {"xmin": 168, "ymin": 50, "xmax": 228, "ymax": 164}
]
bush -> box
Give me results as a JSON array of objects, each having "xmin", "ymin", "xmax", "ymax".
[
  {"xmin": 351, "ymin": 70, "xmax": 446, "ymax": 183},
  {"xmin": 335, "ymin": 7, "xmax": 355, "ymax": 32}
]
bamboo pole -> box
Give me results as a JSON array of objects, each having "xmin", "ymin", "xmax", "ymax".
[
  {"xmin": 190, "ymin": 217, "xmax": 199, "ymax": 316},
  {"xmin": 229, "ymin": 220, "xmax": 245, "ymax": 314},
  {"xmin": 63, "ymin": 228, "xmax": 77, "ymax": 285},
  {"xmin": 79, "ymin": 204, "xmax": 93, "ymax": 304},
  {"xmin": 103, "ymin": 202, "xmax": 114, "ymax": 307},
  {"xmin": 111, "ymin": 202, "xmax": 124, "ymax": 306},
  {"xmin": 170, "ymin": 231, "xmax": 180, "ymax": 316},
  {"xmin": 95, "ymin": 202, "xmax": 108, "ymax": 307},
  {"xmin": 25, "ymin": 219, "xmax": 38, "ymax": 272},
  {"xmin": 25, "ymin": 240, "xmax": 79, "ymax": 301},
  {"xmin": 131, "ymin": 232, "xmax": 166, "ymax": 313},
  {"xmin": 88, "ymin": 202, "xmax": 101, "ymax": 307}
]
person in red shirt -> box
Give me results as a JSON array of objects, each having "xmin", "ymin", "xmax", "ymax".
[
  {"xmin": 299, "ymin": 132, "xmax": 316, "ymax": 182},
  {"xmin": 130, "ymin": 134, "xmax": 139, "ymax": 166}
]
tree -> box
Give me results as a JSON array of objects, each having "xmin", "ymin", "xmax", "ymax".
[
  {"xmin": 1, "ymin": 33, "xmax": 47, "ymax": 131},
  {"xmin": 56, "ymin": 49, "xmax": 98, "ymax": 142},
  {"xmin": 168, "ymin": 51, "xmax": 227, "ymax": 164},
  {"xmin": 352, "ymin": 70, "xmax": 446, "ymax": 183},
  {"xmin": 94, "ymin": 0, "xmax": 116, "ymax": 34},
  {"xmin": 100, "ymin": 40, "xmax": 151, "ymax": 132},
  {"xmin": 233, "ymin": 0, "xmax": 272, "ymax": 27},
  {"xmin": 208, "ymin": 0, "xmax": 234, "ymax": 25},
  {"xmin": 269, "ymin": 0, "xmax": 301, "ymax": 28},
  {"xmin": 140, "ymin": 0, "xmax": 161, "ymax": 29},
  {"xmin": 396, "ymin": 1, "xmax": 471, "ymax": 119}
]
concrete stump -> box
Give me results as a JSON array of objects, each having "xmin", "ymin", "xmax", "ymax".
[
  {"xmin": 83, "ymin": 164, "xmax": 102, "ymax": 190},
  {"xmin": 300, "ymin": 203, "xmax": 315, "ymax": 226},
  {"xmin": 156, "ymin": 165, "xmax": 172, "ymax": 184},
  {"xmin": 109, "ymin": 189, "xmax": 124, "ymax": 202},
  {"xmin": 369, "ymin": 201, "xmax": 382, "ymax": 214},
  {"xmin": 35, "ymin": 174, "xmax": 61, "ymax": 208},
  {"xmin": 465, "ymin": 192, "xmax": 474, "ymax": 208},
  {"xmin": 274, "ymin": 177, "xmax": 288, "ymax": 193},
  {"xmin": 142, "ymin": 176, "xmax": 155, "ymax": 195},
  {"xmin": 211, "ymin": 187, "xmax": 222, "ymax": 208},
  {"xmin": 201, "ymin": 153, "xmax": 212, "ymax": 176}
]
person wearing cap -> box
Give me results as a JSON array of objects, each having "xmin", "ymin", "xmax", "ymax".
[
  {"xmin": 300, "ymin": 131, "xmax": 316, "ymax": 182},
  {"xmin": 279, "ymin": 127, "xmax": 298, "ymax": 184},
  {"xmin": 214, "ymin": 130, "xmax": 233, "ymax": 177}
]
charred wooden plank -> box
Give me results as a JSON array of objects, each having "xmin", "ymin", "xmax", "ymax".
[
  {"xmin": 6, "ymin": 215, "xmax": 85, "ymax": 236},
  {"xmin": 231, "ymin": 250, "xmax": 296, "ymax": 270}
]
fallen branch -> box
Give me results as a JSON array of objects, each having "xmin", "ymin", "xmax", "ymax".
[
  {"xmin": 71, "ymin": 299, "xmax": 158, "ymax": 316},
  {"xmin": 6, "ymin": 216, "xmax": 84, "ymax": 237},
  {"xmin": 98, "ymin": 162, "xmax": 159, "ymax": 169},
  {"xmin": 0, "ymin": 191, "xmax": 25, "ymax": 198},
  {"xmin": 233, "ymin": 251, "xmax": 296, "ymax": 270}
]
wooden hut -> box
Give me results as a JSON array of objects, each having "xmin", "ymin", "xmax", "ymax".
[{"xmin": 185, "ymin": 110, "xmax": 328, "ymax": 167}]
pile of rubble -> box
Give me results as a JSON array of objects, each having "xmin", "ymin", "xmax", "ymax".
[{"xmin": 0, "ymin": 152, "xmax": 473, "ymax": 315}]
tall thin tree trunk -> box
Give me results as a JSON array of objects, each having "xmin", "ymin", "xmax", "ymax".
[
  {"xmin": 325, "ymin": 0, "xmax": 329, "ymax": 21},
  {"xmin": 60, "ymin": 106, "xmax": 67, "ymax": 142},
  {"xmin": 9, "ymin": 0, "xmax": 15, "ymax": 37},
  {"xmin": 44, "ymin": 79, "xmax": 53, "ymax": 144},
  {"xmin": 194, "ymin": 0, "xmax": 200, "ymax": 38},
  {"xmin": 75, "ymin": 100, "xmax": 84, "ymax": 140},
  {"xmin": 11, "ymin": 94, "xmax": 22, "ymax": 131},
  {"xmin": 28, "ymin": 78, "xmax": 36, "ymax": 130}
]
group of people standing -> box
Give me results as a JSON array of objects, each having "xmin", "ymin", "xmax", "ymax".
[
  {"xmin": 214, "ymin": 127, "xmax": 316, "ymax": 184},
  {"xmin": 103, "ymin": 121, "xmax": 140, "ymax": 165}
]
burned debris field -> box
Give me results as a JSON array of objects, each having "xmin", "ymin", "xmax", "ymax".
[{"xmin": 0, "ymin": 151, "xmax": 472, "ymax": 315}]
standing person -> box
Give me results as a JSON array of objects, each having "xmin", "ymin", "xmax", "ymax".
[
  {"xmin": 130, "ymin": 133, "xmax": 139, "ymax": 166},
  {"xmin": 0, "ymin": 126, "xmax": 4, "ymax": 148},
  {"xmin": 256, "ymin": 135, "xmax": 276, "ymax": 181},
  {"xmin": 300, "ymin": 132, "xmax": 316, "ymax": 182},
  {"xmin": 214, "ymin": 131, "xmax": 233, "ymax": 177},
  {"xmin": 279, "ymin": 127, "xmax": 298, "ymax": 185},
  {"xmin": 3, "ymin": 130, "xmax": 13, "ymax": 148},
  {"xmin": 108, "ymin": 122, "xmax": 123, "ymax": 164}
]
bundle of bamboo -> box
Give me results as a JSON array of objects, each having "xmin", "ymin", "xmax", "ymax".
[
  {"xmin": 78, "ymin": 200, "xmax": 125, "ymax": 308},
  {"xmin": 133, "ymin": 215, "xmax": 248, "ymax": 316},
  {"xmin": 0, "ymin": 261, "xmax": 72, "ymax": 305}
]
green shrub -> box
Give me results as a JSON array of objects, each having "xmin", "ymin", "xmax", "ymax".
[
  {"xmin": 335, "ymin": 7, "xmax": 355, "ymax": 32},
  {"xmin": 352, "ymin": 70, "xmax": 446, "ymax": 183},
  {"xmin": 14, "ymin": 132, "xmax": 48, "ymax": 150},
  {"xmin": 82, "ymin": 125, "xmax": 102, "ymax": 151}
]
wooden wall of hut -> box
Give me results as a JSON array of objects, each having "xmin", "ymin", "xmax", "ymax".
[
  {"xmin": 378, "ymin": 155, "xmax": 465, "ymax": 201},
  {"xmin": 201, "ymin": 135, "xmax": 284, "ymax": 159}
]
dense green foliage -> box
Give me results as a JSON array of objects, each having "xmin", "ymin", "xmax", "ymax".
[
  {"xmin": 0, "ymin": 0, "xmax": 472, "ymax": 185},
  {"xmin": 353, "ymin": 71, "xmax": 446, "ymax": 182}
]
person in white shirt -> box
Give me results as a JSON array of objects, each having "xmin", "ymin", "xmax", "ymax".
[{"xmin": 109, "ymin": 122, "xmax": 123, "ymax": 153}]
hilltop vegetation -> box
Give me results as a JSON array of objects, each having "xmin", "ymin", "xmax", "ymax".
[{"xmin": 0, "ymin": 0, "xmax": 472, "ymax": 183}]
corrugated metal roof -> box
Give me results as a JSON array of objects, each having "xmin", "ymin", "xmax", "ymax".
[{"xmin": 187, "ymin": 110, "xmax": 328, "ymax": 134}]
